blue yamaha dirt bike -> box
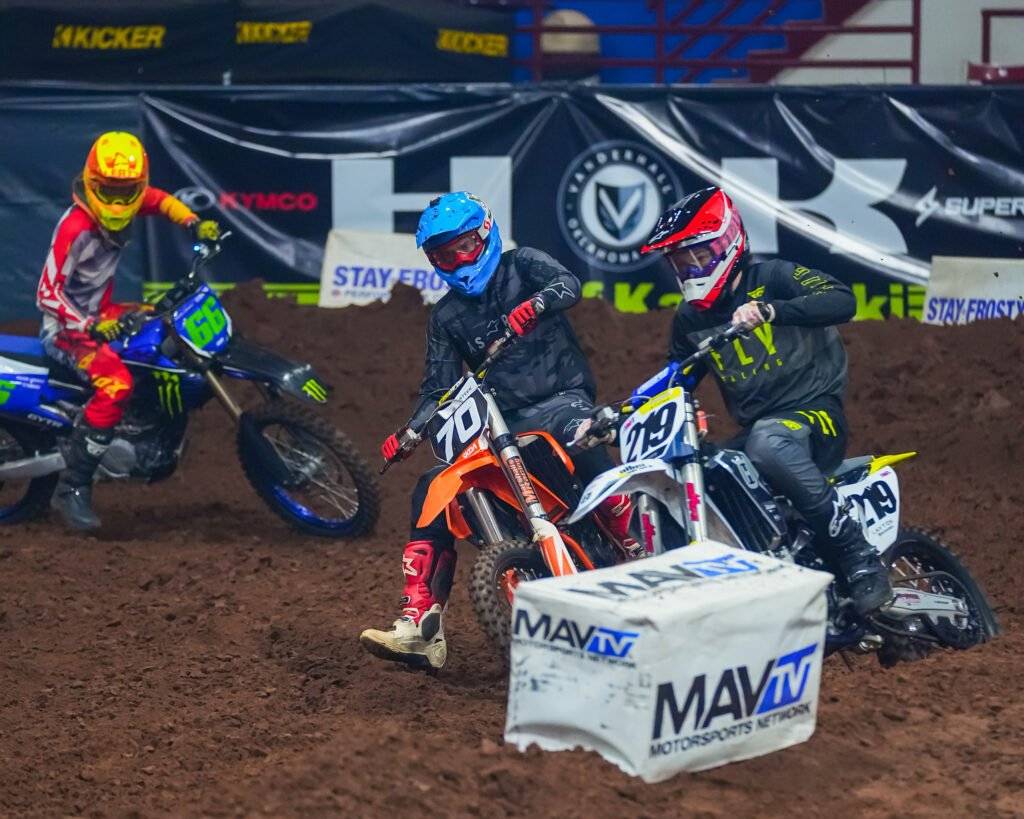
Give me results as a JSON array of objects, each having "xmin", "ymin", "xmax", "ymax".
[{"xmin": 0, "ymin": 237, "xmax": 378, "ymax": 537}]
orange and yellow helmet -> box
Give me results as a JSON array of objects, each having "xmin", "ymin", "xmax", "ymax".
[{"xmin": 79, "ymin": 131, "xmax": 149, "ymax": 232}]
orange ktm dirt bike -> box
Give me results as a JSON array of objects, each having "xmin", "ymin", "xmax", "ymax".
[{"xmin": 382, "ymin": 325, "xmax": 628, "ymax": 650}]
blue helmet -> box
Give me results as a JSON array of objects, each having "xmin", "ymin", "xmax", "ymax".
[{"xmin": 416, "ymin": 192, "xmax": 502, "ymax": 297}]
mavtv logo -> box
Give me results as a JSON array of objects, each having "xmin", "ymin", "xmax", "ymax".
[
  {"xmin": 513, "ymin": 610, "xmax": 640, "ymax": 659},
  {"xmin": 652, "ymin": 642, "xmax": 818, "ymax": 739}
]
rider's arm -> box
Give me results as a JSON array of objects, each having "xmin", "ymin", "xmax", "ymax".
[
  {"xmin": 668, "ymin": 306, "xmax": 709, "ymax": 390},
  {"xmin": 407, "ymin": 311, "xmax": 463, "ymax": 433},
  {"xmin": 37, "ymin": 209, "xmax": 94, "ymax": 333},
  {"xmin": 517, "ymin": 247, "xmax": 581, "ymax": 313},
  {"xmin": 138, "ymin": 187, "xmax": 199, "ymax": 227},
  {"xmin": 762, "ymin": 261, "xmax": 855, "ymax": 327}
]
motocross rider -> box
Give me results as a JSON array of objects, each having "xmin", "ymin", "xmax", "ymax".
[
  {"xmin": 37, "ymin": 131, "xmax": 221, "ymax": 531},
  {"xmin": 640, "ymin": 186, "xmax": 893, "ymax": 616},
  {"xmin": 360, "ymin": 191, "xmax": 635, "ymax": 670}
]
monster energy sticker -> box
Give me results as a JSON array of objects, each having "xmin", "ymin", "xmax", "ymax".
[{"xmin": 153, "ymin": 371, "xmax": 183, "ymax": 415}]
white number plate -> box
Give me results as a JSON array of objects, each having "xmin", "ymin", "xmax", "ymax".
[
  {"xmin": 837, "ymin": 467, "xmax": 901, "ymax": 552},
  {"xmin": 619, "ymin": 388, "xmax": 686, "ymax": 463},
  {"xmin": 429, "ymin": 378, "xmax": 489, "ymax": 463}
]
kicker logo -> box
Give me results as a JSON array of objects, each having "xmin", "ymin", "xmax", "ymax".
[
  {"xmin": 652, "ymin": 642, "xmax": 818, "ymax": 740},
  {"xmin": 52, "ymin": 25, "xmax": 165, "ymax": 50},
  {"xmin": 513, "ymin": 610, "xmax": 639, "ymax": 659}
]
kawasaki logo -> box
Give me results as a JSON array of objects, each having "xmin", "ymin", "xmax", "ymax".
[
  {"xmin": 914, "ymin": 186, "xmax": 1024, "ymax": 227},
  {"xmin": 513, "ymin": 610, "xmax": 640, "ymax": 659},
  {"xmin": 652, "ymin": 642, "xmax": 818, "ymax": 739}
]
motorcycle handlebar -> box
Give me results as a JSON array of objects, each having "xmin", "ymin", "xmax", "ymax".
[{"xmin": 379, "ymin": 298, "xmax": 549, "ymax": 473}]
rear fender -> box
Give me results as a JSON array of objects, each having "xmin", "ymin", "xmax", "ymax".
[
  {"xmin": 569, "ymin": 459, "xmax": 690, "ymax": 532},
  {"xmin": 217, "ymin": 337, "xmax": 330, "ymax": 404}
]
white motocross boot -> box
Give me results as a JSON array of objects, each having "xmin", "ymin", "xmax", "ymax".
[
  {"xmin": 359, "ymin": 540, "xmax": 454, "ymax": 671},
  {"xmin": 360, "ymin": 604, "xmax": 447, "ymax": 671}
]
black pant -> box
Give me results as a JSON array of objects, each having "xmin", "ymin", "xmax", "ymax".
[
  {"xmin": 728, "ymin": 398, "xmax": 848, "ymax": 540},
  {"xmin": 409, "ymin": 389, "xmax": 612, "ymax": 547}
]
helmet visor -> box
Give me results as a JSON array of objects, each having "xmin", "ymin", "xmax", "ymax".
[
  {"xmin": 426, "ymin": 229, "xmax": 485, "ymax": 273},
  {"xmin": 664, "ymin": 216, "xmax": 742, "ymax": 282},
  {"xmin": 93, "ymin": 178, "xmax": 145, "ymax": 206}
]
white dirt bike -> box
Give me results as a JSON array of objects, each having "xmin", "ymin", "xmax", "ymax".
[{"xmin": 569, "ymin": 323, "xmax": 998, "ymax": 666}]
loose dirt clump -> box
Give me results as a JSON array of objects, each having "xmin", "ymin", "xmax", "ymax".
[{"xmin": 1, "ymin": 284, "xmax": 1021, "ymax": 817}]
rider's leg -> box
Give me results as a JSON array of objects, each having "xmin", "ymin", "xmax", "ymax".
[
  {"xmin": 508, "ymin": 390, "xmax": 639, "ymax": 557},
  {"xmin": 744, "ymin": 407, "xmax": 892, "ymax": 615},
  {"xmin": 50, "ymin": 339, "xmax": 133, "ymax": 531},
  {"xmin": 360, "ymin": 466, "xmax": 456, "ymax": 670}
]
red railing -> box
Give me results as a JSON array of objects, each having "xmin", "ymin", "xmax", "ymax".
[
  {"xmin": 488, "ymin": 0, "xmax": 921, "ymax": 83},
  {"xmin": 981, "ymin": 7, "xmax": 1024, "ymax": 63}
]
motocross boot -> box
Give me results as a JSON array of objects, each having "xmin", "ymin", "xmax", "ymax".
[
  {"xmin": 51, "ymin": 421, "xmax": 112, "ymax": 531},
  {"xmin": 814, "ymin": 494, "xmax": 894, "ymax": 616},
  {"xmin": 359, "ymin": 540, "xmax": 455, "ymax": 670},
  {"xmin": 596, "ymin": 494, "xmax": 644, "ymax": 560}
]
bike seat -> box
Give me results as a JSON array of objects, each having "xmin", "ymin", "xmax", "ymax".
[
  {"xmin": 0, "ymin": 334, "xmax": 84, "ymax": 385},
  {"xmin": 829, "ymin": 456, "xmax": 872, "ymax": 481}
]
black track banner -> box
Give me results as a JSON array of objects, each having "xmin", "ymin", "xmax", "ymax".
[{"xmin": 2, "ymin": 83, "xmax": 1023, "ymax": 322}]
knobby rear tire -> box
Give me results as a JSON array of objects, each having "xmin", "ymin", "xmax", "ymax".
[
  {"xmin": 885, "ymin": 526, "xmax": 1000, "ymax": 643},
  {"xmin": 238, "ymin": 402, "xmax": 379, "ymax": 539},
  {"xmin": 0, "ymin": 424, "xmax": 59, "ymax": 525}
]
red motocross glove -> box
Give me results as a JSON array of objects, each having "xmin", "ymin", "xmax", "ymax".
[
  {"xmin": 381, "ymin": 433, "xmax": 403, "ymax": 462},
  {"xmin": 508, "ymin": 298, "xmax": 540, "ymax": 336}
]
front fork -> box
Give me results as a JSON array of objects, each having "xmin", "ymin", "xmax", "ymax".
[
  {"xmin": 204, "ymin": 370, "xmax": 243, "ymax": 421},
  {"xmin": 484, "ymin": 393, "xmax": 578, "ymax": 576},
  {"xmin": 671, "ymin": 398, "xmax": 709, "ymax": 546}
]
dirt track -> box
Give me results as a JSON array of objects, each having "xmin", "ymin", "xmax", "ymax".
[{"xmin": 1, "ymin": 285, "xmax": 1022, "ymax": 818}]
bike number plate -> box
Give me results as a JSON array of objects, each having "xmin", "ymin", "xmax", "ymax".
[
  {"xmin": 173, "ymin": 285, "xmax": 232, "ymax": 357},
  {"xmin": 428, "ymin": 379, "xmax": 489, "ymax": 464},
  {"xmin": 620, "ymin": 387, "xmax": 685, "ymax": 463},
  {"xmin": 837, "ymin": 466, "xmax": 901, "ymax": 552}
]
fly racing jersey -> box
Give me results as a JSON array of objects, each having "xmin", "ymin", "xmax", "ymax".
[
  {"xmin": 409, "ymin": 247, "xmax": 594, "ymax": 431},
  {"xmin": 37, "ymin": 189, "xmax": 196, "ymax": 336},
  {"xmin": 669, "ymin": 260, "xmax": 855, "ymax": 427}
]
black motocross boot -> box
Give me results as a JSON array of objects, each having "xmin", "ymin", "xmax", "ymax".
[
  {"xmin": 811, "ymin": 494, "xmax": 894, "ymax": 616},
  {"xmin": 51, "ymin": 421, "xmax": 112, "ymax": 531}
]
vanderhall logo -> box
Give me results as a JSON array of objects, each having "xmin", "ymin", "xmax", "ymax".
[
  {"xmin": 649, "ymin": 642, "xmax": 819, "ymax": 757},
  {"xmin": 558, "ymin": 141, "xmax": 683, "ymax": 273},
  {"xmin": 512, "ymin": 611, "xmax": 640, "ymax": 660}
]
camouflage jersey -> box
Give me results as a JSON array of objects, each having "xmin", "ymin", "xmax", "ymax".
[
  {"xmin": 409, "ymin": 247, "xmax": 594, "ymax": 431},
  {"xmin": 670, "ymin": 259, "xmax": 856, "ymax": 428}
]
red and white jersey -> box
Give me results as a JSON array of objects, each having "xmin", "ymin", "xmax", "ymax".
[{"xmin": 37, "ymin": 188, "xmax": 196, "ymax": 336}]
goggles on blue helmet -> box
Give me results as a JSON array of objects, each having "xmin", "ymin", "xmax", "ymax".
[{"xmin": 417, "ymin": 192, "xmax": 502, "ymax": 296}]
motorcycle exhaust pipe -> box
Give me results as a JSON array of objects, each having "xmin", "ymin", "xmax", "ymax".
[{"xmin": 0, "ymin": 451, "xmax": 65, "ymax": 480}]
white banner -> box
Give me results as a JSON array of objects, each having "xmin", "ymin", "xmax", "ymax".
[
  {"xmin": 923, "ymin": 256, "xmax": 1024, "ymax": 324},
  {"xmin": 504, "ymin": 542, "xmax": 832, "ymax": 782},
  {"xmin": 318, "ymin": 229, "xmax": 449, "ymax": 307}
]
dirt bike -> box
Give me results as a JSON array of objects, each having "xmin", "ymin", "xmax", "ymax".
[
  {"xmin": 383, "ymin": 316, "xmax": 627, "ymax": 650},
  {"xmin": 0, "ymin": 235, "xmax": 378, "ymax": 538},
  {"xmin": 569, "ymin": 322, "xmax": 999, "ymax": 667}
]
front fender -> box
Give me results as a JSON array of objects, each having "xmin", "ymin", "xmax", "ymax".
[
  {"xmin": 217, "ymin": 336, "xmax": 330, "ymax": 404},
  {"xmin": 569, "ymin": 458, "xmax": 687, "ymax": 526}
]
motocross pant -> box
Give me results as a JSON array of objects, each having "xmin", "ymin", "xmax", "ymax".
[
  {"xmin": 400, "ymin": 389, "xmax": 617, "ymax": 621},
  {"xmin": 43, "ymin": 331, "xmax": 133, "ymax": 429},
  {"xmin": 732, "ymin": 399, "xmax": 878, "ymax": 566}
]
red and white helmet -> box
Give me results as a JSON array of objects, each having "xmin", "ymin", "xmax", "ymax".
[{"xmin": 641, "ymin": 187, "xmax": 747, "ymax": 310}]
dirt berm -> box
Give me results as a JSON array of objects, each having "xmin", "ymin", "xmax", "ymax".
[{"xmin": 1, "ymin": 284, "xmax": 1021, "ymax": 817}]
